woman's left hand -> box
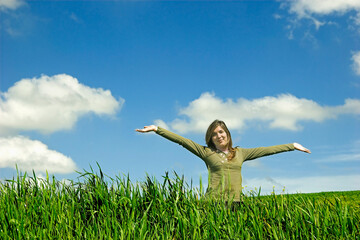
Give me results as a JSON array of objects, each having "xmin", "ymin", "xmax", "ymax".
[{"xmin": 293, "ymin": 143, "xmax": 311, "ymax": 154}]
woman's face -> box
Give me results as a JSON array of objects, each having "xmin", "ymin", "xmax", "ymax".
[{"xmin": 211, "ymin": 126, "xmax": 229, "ymax": 151}]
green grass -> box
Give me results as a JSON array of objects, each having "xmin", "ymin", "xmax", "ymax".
[{"xmin": 1, "ymin": 165, "xmax": 359, "ymax": 239}]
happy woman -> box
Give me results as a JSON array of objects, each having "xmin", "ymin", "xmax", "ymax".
[{"xmin": 136, "ymin": 119, "xmax": 310, "ymax": 202}]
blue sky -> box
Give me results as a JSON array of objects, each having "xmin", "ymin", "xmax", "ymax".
[{"xmin": 1, "ymin": 0, "xmax": 359, "ymax": 194}]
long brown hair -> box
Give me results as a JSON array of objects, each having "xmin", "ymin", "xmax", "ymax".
[{"xmin": 205, "ymin": 120, "xmax": 236, "ymax": 160}]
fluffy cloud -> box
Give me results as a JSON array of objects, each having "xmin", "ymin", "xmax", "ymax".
[
  {"xmin": 161, "ymin": 92, "xmax": 360, "ymax": 133},
  {"xmin": 0, "ymin": 136, "xmax": 77, "ymax": 173},
  {"xmin": 0, "ymin": 74, "xmax": 123, "ymax": 135},
  {"xmin": 0, "ymin": 0, "xmax": 24, "ymax": 11},
  {"xmin": 288, "ymin": 0, "xmax": 360, "ymax": 18},
  {"xmin": 282, "ymin": 0, "xmax": 360, "ymax": 39},
  {"xmin": 0, "ymin": 74, "xmax": 123, "ymax": 175}
]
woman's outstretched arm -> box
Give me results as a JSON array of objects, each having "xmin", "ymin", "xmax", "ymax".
[
  {"xmin": 135, "ymin": 125, "xmax": 210, "ymax": 159},
  {"xmin": 242, "ymin": 142, "xmax": 310, "ymax": 161},
  {"xmin": 293, "ymin": 142, "xmax": 311, "ymax": 153}
]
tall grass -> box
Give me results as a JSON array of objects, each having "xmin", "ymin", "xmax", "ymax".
[{"xmin": 1, "ymin": 165, "xmax": 359, "ymax": 239}]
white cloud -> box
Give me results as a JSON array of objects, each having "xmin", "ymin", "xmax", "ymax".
[
  {"xmin": 0, "ymin": 136, "xmax": 77, "ymax": 174},
  {"xmin": 243, "ymin": 174, "xmax": 360, "ymax": 195},
  {"xmin": 0, "ymin": 74, "xmax": 123, "ymax": 175},
  {"xmin": 282, "ymin": 0, "xmax": 360, "ymax": 36},
  {"xmin": 161, "ymin": 92, "xmax": 360, "ymax": 134},
  {"xmin": 288, "ymin": 0, "xmax": 360, "ymax": 18},
  {"xmin": 352, "ymin": 51, "xmax": 360, "ymax": 75},
  {"xmin": 0, "ymin": 74, "xmax": 123, "ymax": 135},
  {"xmin": 0, "ymin": 0, "xmax": 25, "ymax": 11}
]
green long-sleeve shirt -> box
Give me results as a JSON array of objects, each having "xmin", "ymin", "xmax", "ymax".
[{"xmin": 156, "ymin": 127, "xmax": 295, "ymax": 201}]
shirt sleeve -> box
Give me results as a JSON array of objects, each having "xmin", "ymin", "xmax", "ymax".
[
  {"xmin": 155, "ymin": 127, "xmax": 209, "ymax": 159},
  {"xmin": 241, "ymin": 144, "xmax": 295, "ymax": 161}
]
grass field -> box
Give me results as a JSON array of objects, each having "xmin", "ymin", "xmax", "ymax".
[{"xmin": 1, "ymin": 166, "xmax": 359, "ymax": 239}]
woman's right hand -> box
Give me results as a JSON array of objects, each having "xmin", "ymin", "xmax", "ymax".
[{"xmin": 135, "ymin": 125, "xmax": 158, "ymax": 133}]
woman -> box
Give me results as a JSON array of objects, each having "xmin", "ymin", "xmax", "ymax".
[{"xmin": 136, "ymin": 120, "xmax": 310, "ymax": 202}]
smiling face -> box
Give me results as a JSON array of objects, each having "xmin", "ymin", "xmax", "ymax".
[{"xmin": 211, "ymin": 126, "xmax": 229, "ymax": 151}]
